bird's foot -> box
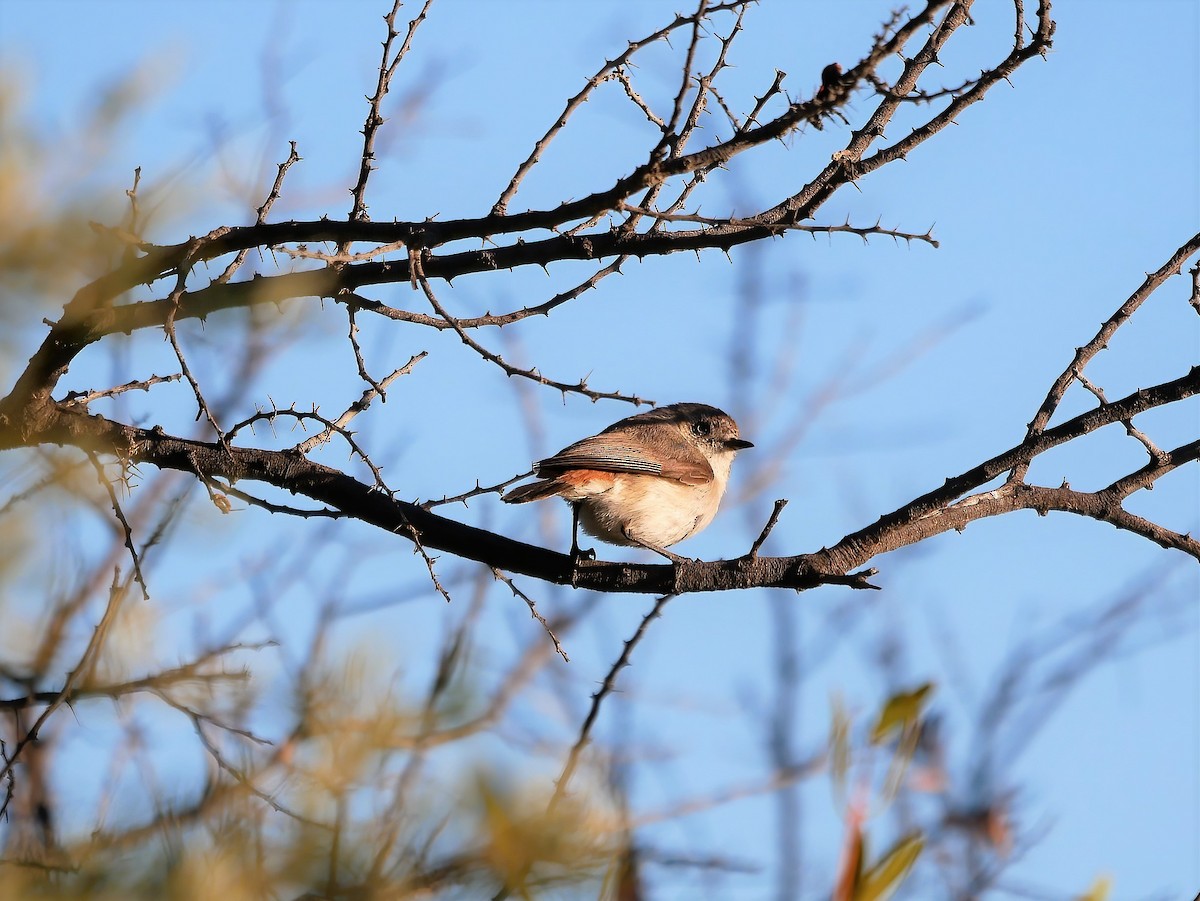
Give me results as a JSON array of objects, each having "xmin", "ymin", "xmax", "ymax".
[{"xmin": 569, "ymin": 544, "xmax": 596, "ymax": 588}]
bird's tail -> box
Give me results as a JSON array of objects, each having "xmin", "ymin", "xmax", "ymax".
[{"xmin": 501, "ymin": 479, "xmax": 561, "ymax": 504}]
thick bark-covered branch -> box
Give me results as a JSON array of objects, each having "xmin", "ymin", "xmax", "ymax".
[
  {"xmin": 4, "ymin": 403, "xmax": 873, "ymax": 594},
  {"xmin": 813, "ymin": 368, "xmax": 1200, "ymax": 575},
  {"xmin": 4, "ymin": 365, "xmax": 1194, "ymax": 595}
]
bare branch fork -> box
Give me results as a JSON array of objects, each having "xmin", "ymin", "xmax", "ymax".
[
  {"xmin": 346, "ymin": 0, "xmax": 435, "ymax": 227},
  {"xmin": 18, "ymin": 0, "xmax": 1048, "ymax": 369}
]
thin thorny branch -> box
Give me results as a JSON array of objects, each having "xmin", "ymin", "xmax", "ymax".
[
  {"xmin": 491, "ymin": 568, "xmax": 569, "ymax": 662},
  {"xmin": 549, "ymin": 594, "xmax": 675, "ymax": 812},
  {"xmin": 86, "ymin": 451, "xmax": 149, "ymax": 601},
  {"xmin": 414, "ymin": 264, "xmax": 650, "ymax": 406}
]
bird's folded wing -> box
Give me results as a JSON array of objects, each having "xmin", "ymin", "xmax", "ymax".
[{"xmin": 535, "ymin": 432, "xmax": 714, "ymax": 485}]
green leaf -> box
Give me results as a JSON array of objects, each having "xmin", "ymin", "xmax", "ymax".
[
  {"xmin": 870, "ymin": 682, "xmax": 934, "ymax": 745},
  {"xmin": 855, "ymin": 832, "xmax": 924, "ymax": 901}
]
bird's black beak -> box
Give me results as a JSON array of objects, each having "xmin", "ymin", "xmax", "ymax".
[{"xmin": 727, "ymin": 438, "xmax": 754, "ymax": 450}]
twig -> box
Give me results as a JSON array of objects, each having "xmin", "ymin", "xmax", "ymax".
[
  {"xmin": 61, "ymin": 373, "xmax": 182, "ymax": 408},
  {"xmin": 865, "ymin": 71, "xmax": 983, "ymax": 104},
  {"xmin": 0, "ymin": 570, "xmax": 131, "ymax": 787},
  {"xmin": 623, "ymin": 4, "xmax": 749, "ymax": 236},
  {"xmin": 491, "ymin": 0, "xmax": 750, "ymax": 215},
  {"xmin": 0, "ymin": 642, "xmax": 271, "ymax": 711},
  {"xmin": 549, "ymin": 594, "xmax": 674, "ymax": 811},
  {"xmin": 491, "ymin": 568, "xmax": 569, "ymax": 662},
  {"xmin": 656, "ymin": 0, "xmax": 713, "ymax": 158},
  {"xmin": 86, "ymin": 451, "xmax": 149, "ymax": 600},
  {"xmin": 342, "ymin": 254, "xmax": 626, "ymax": 331},
  {"xmin": 227, "ymin": 401, "xmax": 392, "ymax": 492},
  {"xmin": 218, "ymin": 141, "xmax": 302, "ymax": 284},
  {"xmin": 282, "ymin": 238, "xmax": 408, "ymax": 264},
  {"xmin": 629, "ymin": 750, "xmax": 824, "ymax": 830},
  {"xmin": 395, "ymin": 512, "xmax": 453, "ymax": 603},
  {"xmin": 1009, "ymin": 233, "xmax": 1200, "ymax": 484},
  {"xmin": 739, "ymin": 69, "xmax": 787, "ymax": 135},
  {"xmin": 0, "ymin": 457, "xmax": 88, "ymax": 518},
  {"xmin": 1071, "ymin": 368, "xmax": 1167, "ymax": 462},
  {"xmin": 296, "ymin": 351, "xmax": 427, "ymax": 454},
  {"xmin": 347, "ymin": 303, "xmax": 384, "ymax": 394},
  {"xmin": 347, "ymin": 0, "xmax": 435, "ymax": 225},
  {"xmin": 416, "ymin": 267, "xmax": 650, "ymax": 406},
  {"xmin": 181, "ymin": 710, "xmax": 324, "ymax": 827},
  {"xmin": 120, "ymin": 167, "xmax": 142, "ymax": 266},
  {"xmin": 612, "ymin": 68, "xmax": 665, "ymax": 128},
  {"xmin": 747, "ymin": 499, "xmax": 788, "ymax": 560},
  {"xmin": 617, "ymin": 203, "xmax": 940, "ymax": 247},
  {"xmin": 162, "ymin": 235, "xmax": 231, "ymax": 448},
  {"xmin": 207, "ymin": 479, "xmax": 345, "ymax": 519},
  {"xmin": 420, "ymin": 470, "xmax": 531, "ymax": 509}
]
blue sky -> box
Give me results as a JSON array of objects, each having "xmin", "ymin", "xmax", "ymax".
[{"xmin": 1, "ymin": 1, "xmax": 1197, "ymax": 897}]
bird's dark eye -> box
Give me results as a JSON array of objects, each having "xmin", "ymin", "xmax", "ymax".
[{"xmin": 692, "ymin": 419, "xmax": 713, "ymax": 437}]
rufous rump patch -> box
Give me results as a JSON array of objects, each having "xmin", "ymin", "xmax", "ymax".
[{"xmin": 555, "ymin": 469, "xmax": 619, "ymax": 492}]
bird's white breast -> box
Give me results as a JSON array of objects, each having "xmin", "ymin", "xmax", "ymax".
[{"xmin": 577, "ymin": 448, "xmax": 736, "ymax": 548}]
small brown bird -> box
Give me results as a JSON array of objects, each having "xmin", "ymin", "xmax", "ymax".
[
  {"xmin": 818, "ymin": 61, "xmax": 844, "ymax": 99},
  {"xmin": 503, "ymin": 403, "xmax": 752, "ymax": 561}
]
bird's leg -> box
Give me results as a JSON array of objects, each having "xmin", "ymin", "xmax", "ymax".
[
  {"xmin": 622, "ymin": 529, "xmax": 690, "ymax": 593},
  {"xmin": 569, "ymin": 504, "xmax": 596, "ymax": 560},
  {"xmin": 621, "ymin": 529, "xmax": 689, "ymax": 564},
  {"xmin": 569, "ymin": 503, "xmax": 595, "ymax": 588}
]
